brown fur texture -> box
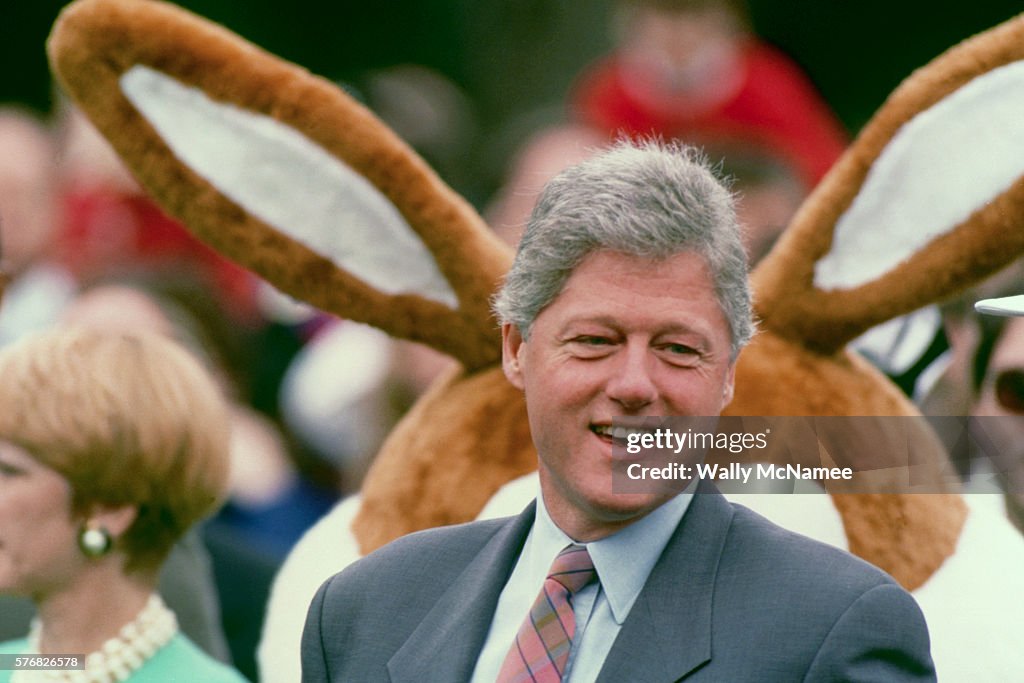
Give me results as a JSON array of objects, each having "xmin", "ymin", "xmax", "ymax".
[
  {"xmin": 832, "ymin": 493, "xmax": 964, "ymax": 591},
  {"xmin": 48, "ymin": 0, "xmax": 1024, "ymax": 592},
  {"xmin": 353, "ymin": 367, "xmax": 534, "ymax": 550},
  {"xmin": 727, "ymin": 335, "xmax": 966, "ymax": 589}
]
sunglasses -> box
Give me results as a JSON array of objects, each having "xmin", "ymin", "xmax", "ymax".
[{"xmin": 995, "ymin": 368, "xmax": 1024, "ymax": 414}]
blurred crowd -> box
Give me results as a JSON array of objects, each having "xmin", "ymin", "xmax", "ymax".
[{"xmin": 0, "ymin": 0, "xmax": 1021, "ymax": 681}]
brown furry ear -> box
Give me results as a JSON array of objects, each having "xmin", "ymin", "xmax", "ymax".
[
  {"xmin": 753, "ymin": 13, "xmax": 1024, "ymax": 354},
  {"xmin": 48, "ymin": 0, "xmax": 511, "ymax": 371}
]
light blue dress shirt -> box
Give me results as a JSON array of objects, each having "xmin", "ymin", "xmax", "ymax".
[{"xmin": 469, "ymin": 490, "xmax": 693, "ymax": 682}]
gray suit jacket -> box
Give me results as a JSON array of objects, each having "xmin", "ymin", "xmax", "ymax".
[{"xmin": 301, "ymin": 484, "xmax": 935, "ymax": 682}]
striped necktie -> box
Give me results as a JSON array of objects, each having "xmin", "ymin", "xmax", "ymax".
[{"xmin": 496, "ymin": 543, "xmax": 597, "ymax": 682}]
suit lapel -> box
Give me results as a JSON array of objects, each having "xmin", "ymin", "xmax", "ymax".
[
  {"xmin": 386, "ymin": 503, "xmax": 536, "ymax": 683},
  {"xmin": 597, "ymin": 483, "xmax": 734, "ymax": 683}
]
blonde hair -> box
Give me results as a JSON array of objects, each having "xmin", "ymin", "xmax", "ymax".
[{"xmin": 0, "ymin": 326, "xmax": 231, "ymax": 573}]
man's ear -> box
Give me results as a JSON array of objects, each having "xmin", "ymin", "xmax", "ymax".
[
  {"xmin": 722, "ymin": 361, "xmax": 737, "ymax": 408},
  {"xmin": 502, "ymin": 323, "xmax": 526, "ymax": 390}
]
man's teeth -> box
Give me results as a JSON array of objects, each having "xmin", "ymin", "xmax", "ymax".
[{"xmin": 594, "ymin": 425, "xmax": 649, "ymax": 439}]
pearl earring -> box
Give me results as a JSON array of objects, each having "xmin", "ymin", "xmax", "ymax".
[{"xmin": 78, "ymin": 522, "xmax": 113, "ymax": 557}]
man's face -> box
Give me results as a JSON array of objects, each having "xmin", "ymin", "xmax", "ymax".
[{"xmin": 502, "ymin": 250, "xmax": 737, "ymax": 540}]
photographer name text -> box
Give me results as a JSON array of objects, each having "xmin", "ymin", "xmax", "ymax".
[{"xmin": 626, "ymin": 462, "xmax": 854, "ymax": 483}]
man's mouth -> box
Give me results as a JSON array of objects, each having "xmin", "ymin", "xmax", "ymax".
[{"xmin": 590, "ymin": 424, "xmax": 652, "ymax": 441}]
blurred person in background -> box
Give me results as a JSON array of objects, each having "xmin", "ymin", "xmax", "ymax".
[
  {"xmin": 908, "ymin": 262, "xmax": 1024, "ymax": 537},
  {"xmin": 572, "ymin": 0, "xmax": 847, "ymax": 187},
  {"xmin": 0, "ymin": 107, "xmax": 75, "ymax": 346},
  {"xmin": 487, "ymin": 0, "xmax": 827, "ymax": 245},
  {"xmin": 969, "ymin": 295, "xmax": 1024, "ymax": 535}
]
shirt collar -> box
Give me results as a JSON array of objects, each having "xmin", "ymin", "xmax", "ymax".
[{"xmin": 535, "ymin": 489, "xmax": 694, "ymax": 624}]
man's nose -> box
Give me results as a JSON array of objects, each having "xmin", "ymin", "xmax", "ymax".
[{"xmin": 606, "ymin": 345, "xmax": 658, "ymax": 410}]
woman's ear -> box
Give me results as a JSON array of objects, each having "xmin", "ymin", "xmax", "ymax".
[
  {"xmin": 502, "ymin": 323, "xmax": 526, "ymax": 390},
  {"xmin": 86, "ymin": 503, "xmax": 138, "ymax": 539}
]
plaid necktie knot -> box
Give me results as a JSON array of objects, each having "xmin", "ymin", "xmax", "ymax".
[
  {"xmin": 496, "ymin": 544, "xmax": 597, "ymax": 683},
  {"xmin": 547, "ymin": 544, "xmax": 597, "ymax": 595}
]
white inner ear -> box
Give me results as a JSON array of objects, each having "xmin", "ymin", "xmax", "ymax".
[
  {"xmin": 120, "ymin": 65, "xmax": 458, "ymax": 309},
  {"xmin": 814, "ymin": 59, "xmax": 1024, "ymax": 290}
]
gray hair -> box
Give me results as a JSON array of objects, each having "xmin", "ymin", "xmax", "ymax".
[{"xmin": 492, "ymin": 139, "xmax": 755, "ymax": 355}]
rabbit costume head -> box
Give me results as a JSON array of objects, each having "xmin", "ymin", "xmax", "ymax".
[{"xmin": 45, "ymin": 2, "xmax": 1024, "ymax": 680}]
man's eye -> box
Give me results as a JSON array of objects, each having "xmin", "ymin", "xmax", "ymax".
[
  {"xmin": 569, "ymin": 336, "xmax": 615, "ymax": 356},
  {"xmin": 663, "ymin": 343, "xmax": 696, "ymax": 355},
  {"xmin": 659, "ymin": 343, "xmax": 702, "ymax": 365}
]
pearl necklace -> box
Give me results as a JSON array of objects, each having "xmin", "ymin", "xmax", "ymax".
[{"xmin": 15, "ymin": 594, "xmax": 179, "ymax": 683}]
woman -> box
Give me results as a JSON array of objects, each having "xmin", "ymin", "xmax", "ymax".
[{"xmin": 0, "ymin": 326, "xmax": 247, "ymax": 682}]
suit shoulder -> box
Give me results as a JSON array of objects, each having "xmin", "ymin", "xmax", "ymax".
[
  {"xmin": 318, "ymin": 516, "xmax": 510, "ymax": 601},
  {"xmin": 306, "ymin": 514, "xmax": 520, "ymax": 657},
  {"xmin": 712, "ymin": 499, "xmax": 930, "ymax": 655},
  {"xmin": 363, "ymin": 516, "xmax": 508, "ymax": 568}
]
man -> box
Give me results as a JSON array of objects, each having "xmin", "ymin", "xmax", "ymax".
[{"xmin": 301, "ymin": 140, "xmax": 935, "ymax": 681}]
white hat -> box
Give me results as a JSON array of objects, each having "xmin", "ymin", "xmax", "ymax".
[{"xmin": 975, "ymin": 295, "xmax": 1024, "ymax": 317}]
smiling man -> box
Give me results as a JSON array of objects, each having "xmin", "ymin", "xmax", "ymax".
[{"xmin": 301, "ymin": 140, "xmax": 935, "ymax": 682}]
